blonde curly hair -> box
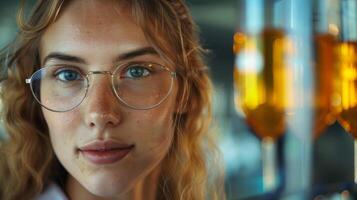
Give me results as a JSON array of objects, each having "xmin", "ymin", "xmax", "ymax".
[{"xmin": 0, "ymin": 0, "xmax": 225, "ymax": 199}]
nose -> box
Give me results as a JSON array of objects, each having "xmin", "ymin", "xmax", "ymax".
[{"xmin": 82, "ymin": 76, "xmax": 122, "ymax": 129}]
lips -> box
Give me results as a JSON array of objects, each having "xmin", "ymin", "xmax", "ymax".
[{"xmin": 79, "ymin": 140, "xmax": 134, "ymax": 165}]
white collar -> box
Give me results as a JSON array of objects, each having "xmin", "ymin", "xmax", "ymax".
[{"xmin": 35, "ymin": 183, "xmax": 68, "ymax": 200}]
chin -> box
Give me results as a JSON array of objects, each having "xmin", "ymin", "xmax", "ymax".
[{"xmin": 82, "ymin": 174, "xmax": 132, "ymax": 198}]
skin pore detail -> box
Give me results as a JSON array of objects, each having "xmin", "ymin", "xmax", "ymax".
[{"xmin": 39, "ymin": 0, "xmax": 177, "ymax": 199}]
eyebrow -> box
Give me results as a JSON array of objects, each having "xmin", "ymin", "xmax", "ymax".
[
  {"xmin": 115, "ymin": 47, "xmax": 158, "ymax": 62},
  {"xmin": 42, "ymin": 47, "xmax": 159, "ymax": 65}
]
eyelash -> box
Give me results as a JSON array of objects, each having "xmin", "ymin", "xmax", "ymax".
[
  {"xmin": 54, "ymin": 68, "xmax": 82, "ymax": 81},
  {"xmin": 47, "ymin": 61, "xmax": 157, "ymax": 77}
]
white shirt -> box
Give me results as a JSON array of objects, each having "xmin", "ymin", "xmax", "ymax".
[{"xmin": 35, "ymin": 183, "xmax": 68, "ymax": 200}]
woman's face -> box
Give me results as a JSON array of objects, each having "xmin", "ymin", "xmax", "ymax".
[{"xmin": 40, "ymin": 0, "xmax": 176, "ymax": 198}]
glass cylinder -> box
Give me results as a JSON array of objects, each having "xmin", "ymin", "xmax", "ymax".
[{"xmin": 234, "ymin": 0, "xmax": 314, "ymax": 197}]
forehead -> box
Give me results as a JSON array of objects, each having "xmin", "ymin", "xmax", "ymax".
[
  {"xmin": 39, "ymin": 0, "xmax": 151, "ymax": 63},
  {"xmin": 56, "ymin": 0, "xmax": 132, "ymax": 33}
]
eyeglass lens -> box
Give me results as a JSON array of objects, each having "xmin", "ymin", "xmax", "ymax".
[{"xmin": 28, "ymin": 63, "xmax": 174, "ymax": 112}]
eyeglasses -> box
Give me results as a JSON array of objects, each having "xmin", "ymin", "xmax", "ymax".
[{"xmin": 25, "ymin": 62, "xmax": 176, "ymax": 112}]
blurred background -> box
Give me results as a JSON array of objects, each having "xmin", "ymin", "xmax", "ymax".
[{"xmin": 0, "ymin": 0, "xmax": 356, "ymax": 199}]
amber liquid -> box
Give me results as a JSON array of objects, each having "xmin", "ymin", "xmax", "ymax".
[
  {"xmin": 233, "ymin": 29, "xmax": 289, "ymax": 140},
  {"xmin": 312, "ymin": 34, "xmax": 337, "ymax": 138},
  {"xmin": 335, "ymin": 41, "xmax": 357, "ymax": 138}
]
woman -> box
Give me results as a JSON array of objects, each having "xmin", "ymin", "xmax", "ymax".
[{"xmin": 0, "ymin": 0, "xmax": 225, "ymax": 199}]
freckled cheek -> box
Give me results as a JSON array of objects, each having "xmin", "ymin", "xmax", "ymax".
[
  {"xmin": 43, "ymin": 110, "xmax": 80, "ymax": 151},
  {"xmin": 142, "ymin": 121, "xmax": 174, "ymax": 153},
  {"xmin": 130, "ymin": 111, "xmax": 172, "ymax": 154},
  {"xmin": 151, "ymin": 130, "xmax": 173, "ymax": 149},
  {"xmin": 135, "ymin": 131, "xmax": 173, "ymax": 167},
  {"xmin": 43, "ymin": 110, "xmax": 80, "ymax": 133}
]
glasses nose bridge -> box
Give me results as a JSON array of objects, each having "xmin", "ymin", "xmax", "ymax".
[
  {"xmin": 85, "ymin": 70, "xmax": 115, "ymax": 93},
  {"xmin": 86, "ymin": 70, "xmax": 113, "ymax": 83},
  {"xmin": 87, "ymin": 70, "xmax": 113, "ymax": 76}
]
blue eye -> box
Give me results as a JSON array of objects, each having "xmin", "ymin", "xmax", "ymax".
[
  {"xmin": 55, "ymin": 69, "xmax": 82, "ymax": 82},
  {"xmin": 125, "ymin": 65, "xmax": 150, "ymax": 78}
]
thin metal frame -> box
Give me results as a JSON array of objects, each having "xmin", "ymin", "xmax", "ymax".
[{"xmin": 25, "ymin": 62, "xmax": 176, "ymax": 112}]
